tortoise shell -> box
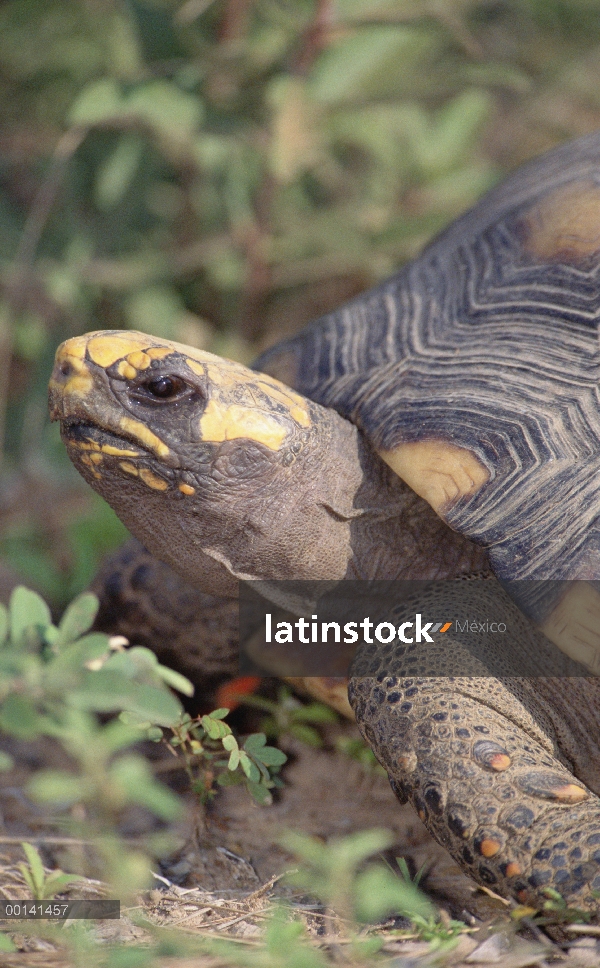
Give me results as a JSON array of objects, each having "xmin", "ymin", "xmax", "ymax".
[{"xmin": 258, "ymin": 132, "xmax": 600, "ymax": 587}]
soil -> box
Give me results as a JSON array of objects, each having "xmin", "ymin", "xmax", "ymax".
[{"xmin": 2, "ymin": 711, "xmax": 597, "ymax": 968}]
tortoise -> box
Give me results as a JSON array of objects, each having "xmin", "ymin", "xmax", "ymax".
[{"xmin": 48, "ymin": 131, "xmax": 600, "ymax": 908}]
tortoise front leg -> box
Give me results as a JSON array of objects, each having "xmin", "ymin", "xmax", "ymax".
[{"xmin": 350, "ymin": 674, "xmax": 600, "ymax": 907}]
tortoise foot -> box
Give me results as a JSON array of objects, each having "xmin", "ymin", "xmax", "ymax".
[{"xmin": 350, "ymin": 675, "xmax": 600, "ymax": 908}]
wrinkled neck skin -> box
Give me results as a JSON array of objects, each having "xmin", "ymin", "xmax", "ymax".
[{"xmin": 86, "ymin": 402, "xmax": 487, "ymax": 601}]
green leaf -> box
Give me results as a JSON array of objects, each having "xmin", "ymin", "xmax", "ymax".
[
  {"xmin": 0, "ymin": 694, "xmax": 41, "ymax": 739},
  {"xmin": 125, "ymin": 80, "xmax": 203, "ymax": 139},
  {"xmin": 41, "ymin": 871, "xmax": 84, "ymax": 899},
  {"xmin": 95, "ymin": 133, "xmax": 143, "ymax": 211},
  {"xmin": 0, "ymin": 604, "xmax": 7, "ymax": 647},
  {"xmin": 244, "ymin": 733, "xmax": 287, "ymax": 766},
  {"xmin": 309, "ymin": 25, "xmax": 435, "ymax": 105},
  {"xmin": 9, "ymin": 586, "xmax": 51, "ymax": 644},
  {"xmin": 221, "ymin": 734, "xmax": 238, "ymax": 752},
  {"xmin": 239, "ymin": 751, "xmax": 260, "ymax": 782},
  {"xmin": 98, "ymin": 717, "xmax": 148, "ymax": 754},
  {"xmin": 70, "ymin": 672, "xmax": 183, "ymax": 726},
  {"xmin": 227, "ymin": 747, "xmax": 240, "ymax": 771},
  {"xmin": 201, "ymin": 714, "xmax": 231, "ymax": 740},
  {"xmin": 290, "ymin": 723, "xmax": 324, "ymax": 747},
  {"xmin": 20, "ymin": 842, "xmax": 45, "ymax": 897},
  {"xmin": 281, "ymin": 828, "xmax": 394, "ymax": 871},
  {"xmin": 0, "ymin": 933, "xmax": 16, "ymax": 952},
  {"xmin": 216, "ymin": 769, "xmax": 243, "ymax": 788},
  {"xmin": 56, "ymin": 592, "xmax": 100, "ymax": 647},
  {"xmin": 243, "ymin": 732, "xmax": 267, "ymax": 753},
  {"xmin": 103, "ymin": 645, "xmax": 159, "ymax": 676},
  {"xmin": 68, "ymin": 78, "xmax": 122, "ymax": 125},
  {"xmin": 27, "ymin": 771, "xmax": 87, "ymax": 807},
  {"xmin": 246, "ymin": 780, "xmax": 273, "ymax": 806},
  {"xmin": 355, "ymin": 865, "xmax": 434, "ymax": 923},
  {"xmin": 292, "ymin": 703, "xmax": 338, "ymax": 724},
  {"xmin": 110, "ymin": 756, "xmax": 182, "ymax": 821},
  {"xmin": 253, "ymin": 745, "xmax": 287, "ymax": 767},
  {"xmin": 0, "ymin": 751, "xmax": 14, "ymax": 771},
  {"xmin": 155, "ymin": 664, "xmax": 194, "ymax": 697},
  {"xmin": 408, "ymin": 90, "xmax": 491, "ymax": 176},
  {"xmin": 49, "ymin": 633, "xmax": 111, "ymax": 674},
  {"xmin": 208, "ymin": 708, "xmax": 230, "ymax": 720}
]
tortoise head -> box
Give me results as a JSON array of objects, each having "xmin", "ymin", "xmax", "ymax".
[{"xmin": 49, "ymin": 331, "xmax": 365, "ymax": 593}]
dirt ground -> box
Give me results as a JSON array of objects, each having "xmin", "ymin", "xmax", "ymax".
[{"xmin": 3, "ymin": 710, "xmax": 600, "ymax": 967}]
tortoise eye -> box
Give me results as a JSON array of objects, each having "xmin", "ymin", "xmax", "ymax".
[{"xmin": 144, "ymin": 376, "xmax": 183, "ymax": 399}]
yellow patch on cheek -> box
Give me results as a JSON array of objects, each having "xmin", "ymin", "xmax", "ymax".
[
  {"xmin": 66, "ymin": 439, "xmax": 100, "ymax": 452},
  {"xmin": 119, "ymin": 462, "xmax": 139, "ymax": 476},
  {"xmin": 199, "ymin": 399, "xmax": 287, "ymax": 450},
  {"xmin": 79, "ymin": 453, "xmax": 102, "ymax": 480},
  {"xmin": 119, "ymin": 417, "xmax": 170, "ymax": 458},
  {"xmin": 378, "ymin": 439, "xmax": 489, "ymax": 514},
  {"xmin": 64, "ymin": 373, "xmax": 94, "ymax": 397},
  {"xmin": 99, "ymin": 443, "xmax": 141, "ymax": 458},
  {"xmin": 139, "ymin": 467, "xmax": 169, "ymax": 491},
  {"xmin": 179, "ymin": 483, "xmax": 195, "ymax": 495}
]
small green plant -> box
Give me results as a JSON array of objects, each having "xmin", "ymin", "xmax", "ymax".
[
  {"xmin": 335, "ymin": 735, "xmax": 386, "ymax": 773},
  {"xmin": 240, "ymin": 684, "xmax": 338, "ymax": 747},
  {"xmin": 0, "ymin": 586, "xmax": 288, "ymax": 901},
  {"xmin": 166, "ymin": 708, "xmax": 287, "ymax": 805},
  {"xmin": 198, "ymin": 904, "xmax": 330, "ymax": 968},
  {"xmin": 280, "ymin": 829, "xmax": 469, "ymax": 955},
  {"xmin": 0, "ymin": 933, "xmax": 16, "ymax": 954},
  {"xmin": 540, "ymin": 887, "xmax": 590, "ymax": 922},
  {"xmin": 395, "ymin": 855, "xmax": 468, "ymax": 946},
  {"xmin": 396, "ymin": 855, "xmax": 427, "ymax": 889},
  {"xmin": 0, "ymin": 585, "xmax": 189, "ymax": 897},
  {"xmin": 511, "ymin": 887, "xmax": 591, "ymax": 928},
  {"xmin": 18, "ymin": 842, "xmax": 83, "ymax": 901}
]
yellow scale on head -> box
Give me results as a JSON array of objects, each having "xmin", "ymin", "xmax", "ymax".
[
  {"xmin": 48, "ymin": 338, "xmax": 94, "ymax": 400},
  {"xmin": 186, "ymin": 356, "xmax": 311, "ymax": 452}
]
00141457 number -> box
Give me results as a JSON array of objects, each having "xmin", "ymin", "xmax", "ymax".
[{"xmin": 0, "ymin": 900, "xmax": 120, "ymax": 919}]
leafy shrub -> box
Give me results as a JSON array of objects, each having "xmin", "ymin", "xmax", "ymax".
[{"xmin": 0, "ymin": 585, "xmax": 285, "ymax": 898}]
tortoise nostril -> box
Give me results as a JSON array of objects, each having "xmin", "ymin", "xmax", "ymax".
[{"xmin": 60, "ymin": 361, "xmax": 72, "ymax": 377}]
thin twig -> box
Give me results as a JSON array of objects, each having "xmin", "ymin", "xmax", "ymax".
[
  {"xmin": 12, "ymin": 128, "xmax": 88, "ymax": 271},
  {"xmin": 565, "ymin": 923, "xmax": 600, "ymax": 936}
]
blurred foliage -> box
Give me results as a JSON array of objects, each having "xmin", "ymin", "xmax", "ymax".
[
  {"xmin": 0, "ymin": 584, "xmax": 286, "ymax": 900},
  {"xmin": 0, "ymin": 585, "xmax": 187, "ymax": 898},
  {"xmin": 1, "ymin": 0, "xmax": 600, "ymax": 600},
  {"xmin": 239, "ymin": 682, "xmax": 339, "ymax": 746}
]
